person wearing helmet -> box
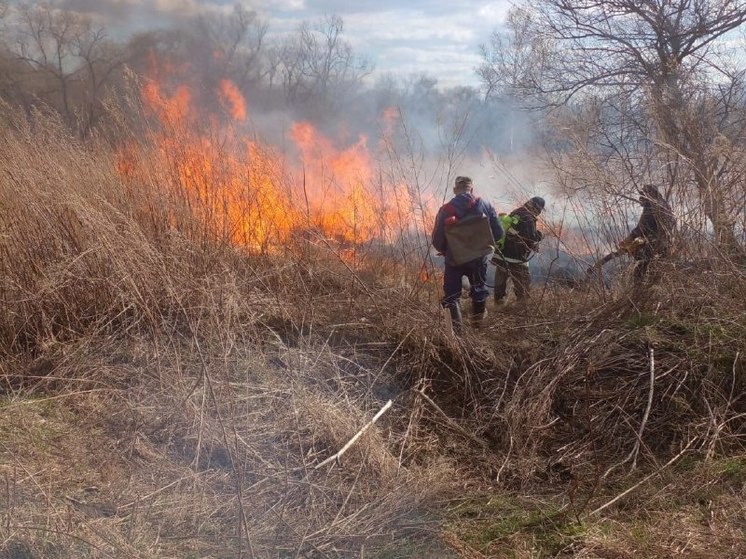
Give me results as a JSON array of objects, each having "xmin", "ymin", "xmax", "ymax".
[{"xmin": 492, "ymin": 196, "xmax": 545, "ymax": 303}]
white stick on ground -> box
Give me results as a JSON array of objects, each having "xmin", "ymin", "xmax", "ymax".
[
  {"xmin": 631, "ymin": 347, "xmax": 656, "ymax": 470},
  {"xmin": 589, "ymin": 437, "xmax": 696, "ymax": 517},
  {"xmin": 315, "ymin": 400, "xmax": 393, "ymax": 469}
]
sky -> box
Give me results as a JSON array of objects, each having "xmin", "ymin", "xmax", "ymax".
[{"xmin": 53, "ymin": 0, "xmax": 513, "ymax": 89}]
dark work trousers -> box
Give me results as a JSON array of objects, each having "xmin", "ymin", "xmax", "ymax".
[
  {"xmin": 633, "ymin": 242, "xmax": 669, "ymax": 283},
  {"xmin": 493, "ymin": 260, "xmax": 531, "ymax": 301},
  {"xmin": 441, "ymin": 257, "xmax": 489, "ymax": 309}
]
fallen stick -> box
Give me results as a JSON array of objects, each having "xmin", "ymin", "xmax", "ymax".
[
  {"xmin": 603, "ymin": 347, "xmax": 657, "ymax": 478},
  {"xmin": 589, "ymin": 436, "xmax": 696, "ymax": 517},
  {"xmin": 631, "ymin": 347, "xmax": 656, "ymax": 470},
  {"xmin": 315, "ymin": 400, "xmax": 393, "ymax": 469}
]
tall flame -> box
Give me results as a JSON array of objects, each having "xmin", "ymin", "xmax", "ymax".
[
  {"xmin": 117, "ymin": 58, "xmax": 434, "ymax": 259},
  {"xmin": 218, "ymin": 79, "xmax": 247, "ymax": 122},
  {"xmin": 142, "ymin": 82, "xmax": 191, "ymax": 126},
  {"xmin": 290, "ymin": 122, "xmax": 383, "ymax": 243}
]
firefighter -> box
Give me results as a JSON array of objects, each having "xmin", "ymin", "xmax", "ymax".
[
  {"xmin": 621, "ymin": 184, "xmax": 676, "ymax": 282},
  {"xmin": 492, "ymin": 196, "xmax": 545, "ymax": 303},
  {"xmin": 432, "ymin": 176, "xmax": 503, "ymax": 332}
]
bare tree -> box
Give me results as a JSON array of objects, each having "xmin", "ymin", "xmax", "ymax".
[
  {"xmin": 191, "ymin": 4, "xmax": 268, "ymax": 90},
  {"xmin": 279, "ymin": 15, "xmax": 372, "ymax": 111},
  {"xmin": 477, "ymin": 7, "xmax": 552, "ymax": 102},
  {"xmin": 481, "ymin": 1, "xmax": 746, "ymax": 256},
  {"xmin": 9, "ymin": 4, "xmax": 137, "ymax": 134},
  {"xmin": 73, "ymin": 27, "xmax": 133, "ymax": 132},
  {"xmin": 0, "ymin": 2, "xmax": 25, "ymax": 104},
  {"xmin": 13, "ymin": 3, "xmax": 88, "ymax": 122}
]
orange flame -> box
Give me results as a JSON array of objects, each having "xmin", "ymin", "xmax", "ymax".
[
  {"xmin": 116, "ymin": 58, "xmax": 435, "ymax": 259},
  {"xmin": 218, "ymin": 79, "xmax": 247, "ymax": 122},
  {"xmin": 290, "ymin": 122, "xmax": 384, "ymax": 243},
  {"xmin": 142, "ymin": 81, "xmax": 191, "ymax": 126}
]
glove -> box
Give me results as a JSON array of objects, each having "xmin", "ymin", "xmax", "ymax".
[
  {"xmin": 619, "ymin": 236, "xmax": 645, "ymax": 254},
  {"xmin": 618, "ymin": 236, "xmax": 634, "ymax": 251}
]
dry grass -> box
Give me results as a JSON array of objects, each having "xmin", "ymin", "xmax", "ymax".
[
  {"xmin": 0, "ymin": 332, "xmax": 459, "ymax": 558},
  {"xmin": 0, "ymin": 106, "xmax": 744, "ymax": 557},
  {"xmin": 0, "ymin": 107, "xmax": 458, "ymax": 557}
]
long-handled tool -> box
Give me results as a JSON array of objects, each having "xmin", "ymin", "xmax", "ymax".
[{"xmin": 585, "ymin": 237, "xmax": 645, "ymax": 276}]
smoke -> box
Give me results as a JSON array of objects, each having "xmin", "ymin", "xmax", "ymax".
[
  {"xmin": 54, "ymin": 0, "xmax": 226, "ymax": 25},
  {"xmin": 14, "ymin": 0, "xmax": 542, "ymax": 232},
  {"xmin": 56, "ymin": 0, "xmax": 134, "ymax": 20},
  {"xmin": 41, "ymin": 0, "xmax": 534, "ymax": 174}
]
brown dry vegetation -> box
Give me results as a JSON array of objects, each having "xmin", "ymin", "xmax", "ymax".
[{"xmin": 0, "ymin": 108, "xmax": 744, "ymax": 558}]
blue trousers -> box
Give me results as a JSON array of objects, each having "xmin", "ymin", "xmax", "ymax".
[{"xmin": 441, "ymin": 257, "xmax": 489, "ymax": 308}]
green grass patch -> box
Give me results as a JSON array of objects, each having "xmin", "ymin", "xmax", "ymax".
[
  {"xmin": 445, "ymin": 495, "xmax": 586, "ymax": 556},
  {"xmin": 627, "ymin": 312, "xmax": 657, "ymax": 329},
  {"xmin": 720, "ymin": 456, "xmax": 746, "ymax": 484}
]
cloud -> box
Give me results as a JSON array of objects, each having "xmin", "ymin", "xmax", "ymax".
[
  {"xmin": 258, "ymin": 0, "xmax": 500, "ymax": 18},
  {"xmin": 51, "ymin": 0, "xmax": 511, "ymax": 88},
  {"xmin": 338, "ymin": 5, "xmax": 509, "ymax": 87},
  {"xmin": 54, "ymin": 0, "xmax": 230, "ymax": 24},
  {"xmin": 56, "ymin": 0, "xmax": 137, "ymax": 20}
]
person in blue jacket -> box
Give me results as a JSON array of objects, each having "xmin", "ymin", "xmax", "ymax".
[{"xmin": 432, "ymin": 176, "xmax": 503, "ymax": 332}]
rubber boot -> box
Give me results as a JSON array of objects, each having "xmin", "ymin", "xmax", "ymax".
[
  {"xmin": 447, "ymin": 303, "xmax": 463, "ymax": 335},
  {"xmin": 471, "ymin": 300, "xmax": 487, "ymax": 328}
]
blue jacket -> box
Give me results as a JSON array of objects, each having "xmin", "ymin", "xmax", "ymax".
[{"xmin": 432, "ymin": 192, "xmax": 503, "ymax": 266}]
